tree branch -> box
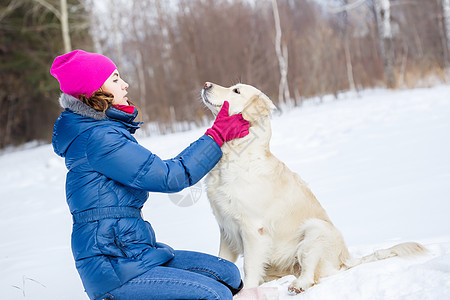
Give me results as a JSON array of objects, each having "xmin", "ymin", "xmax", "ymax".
[
  {"xmin": 327, "ymin": 0, "xmax": 366, "ymax": 14},
  {"xmin": 32, "ymin": 0, "xmax": 61, "ymax": 21},
  {"xmin": 0, "ymin": 0, "xmax": 22, "ymax": 22}
]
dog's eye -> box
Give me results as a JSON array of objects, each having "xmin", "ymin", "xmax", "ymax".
[{"xmin": 233, "ymin": 88, "xmax": 240, "ymax": 94}]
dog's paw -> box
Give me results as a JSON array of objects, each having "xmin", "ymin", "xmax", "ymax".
[
  {"xmin": 287, "ymin": 285, "xmax": 304, "ymax": 295},
  {"xmin": 288, "ymin": 279, "xmax": 313, "ymax": 295}
]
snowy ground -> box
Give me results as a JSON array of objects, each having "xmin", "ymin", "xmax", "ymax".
[{"xmin": 1, "ymin": 85, "xmax": 449, "ymax": 299}]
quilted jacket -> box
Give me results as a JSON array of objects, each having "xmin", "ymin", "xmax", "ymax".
[{"xmin": 52, "ymin": 94, "xmax": 222, "ymax": 299}]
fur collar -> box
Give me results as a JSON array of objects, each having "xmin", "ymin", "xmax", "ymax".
[{"xmin": 59, "ymin": 93, "xmax": 106, "ymax": 120}]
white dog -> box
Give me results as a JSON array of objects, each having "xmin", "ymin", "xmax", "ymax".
[{"xmin": 201, "ymin": 82, "xmax": 427, "ymax": 294}]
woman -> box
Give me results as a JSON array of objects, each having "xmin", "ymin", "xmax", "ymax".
[{"xmin": 50, "ymin": 50, "xmax": 249, "ymax": 300}]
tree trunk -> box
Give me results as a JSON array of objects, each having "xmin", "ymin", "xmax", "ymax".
[
  {"xmin": 32, "ymin": 0, "xmax": 72, "ymax": 52},
  {"xmin": 344, "ymin": 37, "xmax": 356, "ymax": 91},
  {"xmin": 375, "ymin": 0, "xmax": 396, "ymax": 88},
  {"xmin": 443, "ymin": 0, "xmax": 450, "ymax": 51},
  {"xmin": 60, "ymin": 0, "xmax": 71, "ymax": 53},
  {"xmin": 342, "ymin": 0, "xmax": 356, "ymax": 92},
  {"xmin": 442, "ymin": 0, "xmax": 450, "ymax": 78},
  {"xmin": 271, "ymin": 0, "xmax": 290, "ymax": 108}
]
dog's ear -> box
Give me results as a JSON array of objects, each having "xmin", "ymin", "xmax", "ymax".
[{"xmin": 242, "ymin": 94, "xmax": 276, "ymax": 122}]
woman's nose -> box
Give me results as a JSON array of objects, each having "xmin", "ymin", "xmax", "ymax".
[{"xmin": 123, "ymin": 81, "xmax": 129, "ymax": 89}]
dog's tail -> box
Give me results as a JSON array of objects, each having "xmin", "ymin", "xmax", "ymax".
[{"xmin": 343, "ymin": 242, "xmax": 428, "ymax": 269}]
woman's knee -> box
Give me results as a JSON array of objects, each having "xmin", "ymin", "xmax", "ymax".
[
  {"xmin": 219, "ymin": 257, "xmax": 242, "ymax": 288},
  {"xmin": 169, "ymin": 251, "xmax": 242, "ymax": 284}
]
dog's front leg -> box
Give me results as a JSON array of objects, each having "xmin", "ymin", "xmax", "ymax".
[
  {"xmin": 242, "ymin": 227, "xmax": 270, "ymax": 288},
  {"xmin": 218, "ymin": 228, "xmax": 239, "ymax": 263}
]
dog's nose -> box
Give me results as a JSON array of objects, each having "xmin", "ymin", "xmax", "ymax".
[{"xmin": 204, "ymin": 82, "xmax": 212, "ymax": 90}]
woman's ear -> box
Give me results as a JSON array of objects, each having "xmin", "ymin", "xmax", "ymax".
[{"xmin": 242, "ymin": 94, "xmax": 276, "ymax": 122}]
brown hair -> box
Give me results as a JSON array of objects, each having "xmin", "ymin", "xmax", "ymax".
[
  {"xmin": 78, "ymin": 89, "xmax": 141, "ymax": 122},
  {"xmin": 78, "ymin": 89, "xmax": 114, "ymax": 112},
  {"xmin": 78, "ymin": 89, "xmax": 136, "ymax": 112}
]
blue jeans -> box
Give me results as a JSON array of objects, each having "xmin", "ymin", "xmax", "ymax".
[{"xmin": 100, "ymin": 250, "xmax": 242, "ymax": 300}]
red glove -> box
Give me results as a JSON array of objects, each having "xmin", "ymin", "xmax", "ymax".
[{"xmin": 205, "ymin": 101, "xmax": 250, "ymax": 147}]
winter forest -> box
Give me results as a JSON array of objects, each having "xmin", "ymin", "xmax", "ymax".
[{"xmin": 1, "ymin": 0, "xmax": 450, "ymax": 149}]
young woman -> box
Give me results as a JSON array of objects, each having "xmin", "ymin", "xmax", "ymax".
[{"xmin": 50, "ymin": 50, "xmax": 249, "ymax": 300}]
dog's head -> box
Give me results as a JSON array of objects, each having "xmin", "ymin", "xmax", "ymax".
[{"xmin": 201, "ymin": 82, "xmax": 276, "ymax": 123}]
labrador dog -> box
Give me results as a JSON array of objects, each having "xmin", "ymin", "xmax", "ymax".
[{"xmin": 201, "ymin": 82, "xmax": 427, "ymax": 294}]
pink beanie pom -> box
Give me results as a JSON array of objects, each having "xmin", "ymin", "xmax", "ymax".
[{"xmin": 50, "ymin": 50, "xmax": 117, "ymax": 98}]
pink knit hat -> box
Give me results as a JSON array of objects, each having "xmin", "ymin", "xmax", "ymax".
[{"xmin": 50, "ymin": 50, "xmax": 117, "ymax": 98}]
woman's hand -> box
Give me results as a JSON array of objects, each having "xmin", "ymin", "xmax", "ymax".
[{"xmin": 205, "ymin": 101, "xmax": 250, "ymax": 147}]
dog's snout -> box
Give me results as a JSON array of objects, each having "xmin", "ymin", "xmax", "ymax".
[{"xmin": 204, "ymin": 82, "xmax": 212, "ymax": 90}]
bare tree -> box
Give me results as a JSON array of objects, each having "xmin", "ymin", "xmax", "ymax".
[
  {"xmin": 0, "ymin": 0, "xmax": 21, "ymax": 22},
  {"xmin": 271, "ymin": 0, "xmax": 290, "ymax": 108},
  {"xmin": 441, "ymin": 0, "xmax": 450, "ymax": 77},
  {"xmin": 374, "ymin": 0, "xmax": 396, "ymax": 88},
  {"xmin": 33, "ymin": 0, "xmax": 72, "ymax": 53},
  {"xmin": 327, "ymin": 0, "xmax": 366, "ymax": 13},
  {"xmin": 4, "ymin": 0, "xmax": 450, "ymax": 148},
  {"xmin": 340, "ymin": 0, "xmax": 357, "ymax": 92},
  {"xmin": 0, "ymin": 0, "xmax": 92, "ymax": 149},
  {"xmin": 60, "ymin": 0, "xmax": 70, "ymax": 52},
  {"xmin": 82, "ymin": 0, "xmax": 447, "ymax": 135},
  {"xmin": 443, "ymin": 0, "xmax": 450, "ymax": 51}
]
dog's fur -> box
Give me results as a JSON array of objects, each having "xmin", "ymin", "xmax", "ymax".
[{"xmin": 202, "ymin": 82, "xmax": 427, "ymax": 293}]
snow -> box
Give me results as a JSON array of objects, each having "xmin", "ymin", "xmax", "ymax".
[{"xmin": 1, "ymin": 85, "xmax": 450, "ymax": 299}]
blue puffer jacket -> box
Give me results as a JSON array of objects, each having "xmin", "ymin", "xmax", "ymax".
[{"xmin": 52, "ymin": 94, "xmax": 222, "ymax": 299}]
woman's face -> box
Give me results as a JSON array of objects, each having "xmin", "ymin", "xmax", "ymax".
[{"xmin": 101, "ymin": 69, "xmax": 129, "ymax": 105}]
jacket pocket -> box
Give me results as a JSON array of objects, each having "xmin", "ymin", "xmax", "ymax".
[
  {"xmin": 113, "ymin": 235, "xmax": 135, "ymax": 258},
  {"xmin": 96, "ymin": 220, "xmax": 129, "ymax": 258}
]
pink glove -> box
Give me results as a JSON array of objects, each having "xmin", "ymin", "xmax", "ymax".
[{"xmin": 205, "ymin": 101, "xmax": 250, "ymax": 147}]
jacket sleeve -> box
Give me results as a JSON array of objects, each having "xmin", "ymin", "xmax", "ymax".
[{"xmin": 86, "ymin": 127, "xmax": 222, "ymax": 193}]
